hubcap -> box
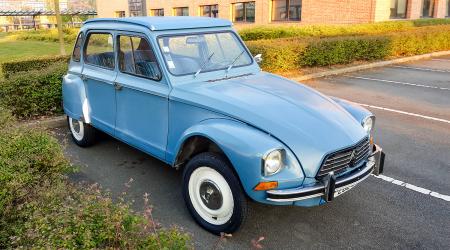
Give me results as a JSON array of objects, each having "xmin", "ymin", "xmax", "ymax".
[
  {"xmin": 199, "ymin": 181, "xmax": 223, "ymax": 210},
  {"xmin": 188, "ymin": 166, "xmax": 234, "ymax": 225},
  {"xmin": 69, "ymin": 117, "xmax": 84, "ymax": 141}
]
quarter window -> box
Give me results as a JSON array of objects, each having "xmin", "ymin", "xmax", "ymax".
[
  {"xmin": 85, "ymin": 33, "xmax": 115, "ymax": 69},
  {"xmin": 151, "ymin": 8, "xmax": 164, "ymax": 16},
  {"xmin": 200, "ymin": 4, "xmax": 219, "ymax": 18},
  {"xmin": 118, "ymin": 35, "xmax": 161, "ymax": 80},
  {"xmin": 271, "ymin": 0, "xmax": 302, "ymax": 21},
  {"xmin": 72, "ymin": 33, "xmax": 84, "ymax": 62},
  {"xmin": 174, "ymin": 7, "xmax": 189, "ymax": 16},
  {"xmin": 233, "ymin": 2, "xmax": 255, "ymax": 22},
  {"xmin": 421, "ymin": 0, "xmax": 435, "ymax": 18}
]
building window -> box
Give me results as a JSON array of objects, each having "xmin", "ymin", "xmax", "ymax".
[
  {"xmin": 115, "ymin": 11, "xmax": 126, "ymax": 18},
  {"xmin": 128, "ymin": 0, "xmax": 147, "ymax": 16},
  {"xmin": 271, "ymin": 0, "xmax": 302, "ymax": 21},
  {"xmin": 174, "ymin": 7, "xmax": 189, "ymax": 16},
  {"xmin": 233, "ymin": 2, "xmax": 255, "ymax": 22},
  {"xmin": 151, "ymin": 9, "xmax": 164, "ymax": 16},
  {"xmin": 200, "ymin": 4, "xmax": 219, "ymax": 18},
  {"xmin": 421, "ymin": 0, "xmax": 435, "ymax": 18},
  {"xmin": 446, "ymin": 0, "xmax": 450, "ymax": 17},
  {"xmin": 390, "ymin": 0, "xmax": 408, "ymax": 19}
]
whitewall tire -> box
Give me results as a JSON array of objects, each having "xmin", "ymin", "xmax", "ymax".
[
  {"xmin": 182, "ymin": 152, "xmax": 248, "ymax": 235},
  {"xmin": 67, "ymin": 116, "xmax": 97, "ymax": 147}
]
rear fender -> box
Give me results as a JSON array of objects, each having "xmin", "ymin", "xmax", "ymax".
[{"xmin": 62, "ymin": 73, "xmax": 90, "ymax": 123}]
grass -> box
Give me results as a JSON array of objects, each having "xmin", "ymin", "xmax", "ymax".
[{"xmin": 0, "ymin": 37, "xmax": 71, "ymax": 65}]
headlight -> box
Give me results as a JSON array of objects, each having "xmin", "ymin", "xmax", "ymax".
[
  {"xmin": 362, "ymin": 116, "xmax": 375, "ymax": 135},
  {"xmin": 263, "ymin": 149, "xmax": 284, "ymax": 176}
]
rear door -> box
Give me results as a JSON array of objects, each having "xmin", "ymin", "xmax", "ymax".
[
  {"xmin": 114, "ymin": 33, "xmax": 169, "ymax": 160},
  {"xmin": 81, "ymin": 31, "xmax": 117, "ymax": 135}
]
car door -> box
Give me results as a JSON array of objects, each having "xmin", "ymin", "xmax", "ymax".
[
  {"xmin": 81, "ymin": 31, "xmax": 117, "ymax": 135},
  {"xmin": 114, "ymin": 33, "xmax": 169, "ymax": 161}
]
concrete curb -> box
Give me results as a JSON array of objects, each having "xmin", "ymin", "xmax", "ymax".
[
  {"xmin": 24, "ymin": 115, "xmax": 66, "ymax": 129},
  {"xmin": 291, "ymin": 50, "xmax": 450, "ymax": 82}
]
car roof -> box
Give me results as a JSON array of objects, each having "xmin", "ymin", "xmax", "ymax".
[{"xmin": 84, "ymin": 17, "xmax": 232, "ymax": 31}]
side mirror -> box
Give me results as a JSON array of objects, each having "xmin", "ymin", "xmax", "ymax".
[{"xmin": 254, "ymin": 54, "xmax": 263, "ymax": 64}]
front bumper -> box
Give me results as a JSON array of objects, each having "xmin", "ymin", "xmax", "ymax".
[{"xmin": 266, "ymin": 144, "xmax": 385, "ymax": 203}]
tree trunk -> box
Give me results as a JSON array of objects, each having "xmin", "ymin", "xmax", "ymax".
[{"xmin": 54, "ymin": 0, "xmax": 66, "ymax": 55}]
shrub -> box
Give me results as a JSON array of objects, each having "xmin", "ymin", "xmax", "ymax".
[
  {"xmin": 301, "ymin": 36, "xmax": 390, "ymax": 66},
  {"xmin": 1, "ymin": 55, "xmax": 70, "ymax": 79},
  {"xmin": 239, "ymin": 21, "xmax": 450, "ymax": 41},
  {"xmin": 246, "ymin": 38, "xmax": 308, "ymax": 72},
  {"xmin": 0, "ymin": 62, "xmax": 67, "ymax": 118},
  {"xmin": 8, "ymin": 28, "xmax": 79, "ymax": 44},
  {"xmin": 246, "ymin": 25, "xmax": 450, "ymax": 71},
  {"xmin": 0, "ymin": 108, "xmax": 192, "ymax": 249}
]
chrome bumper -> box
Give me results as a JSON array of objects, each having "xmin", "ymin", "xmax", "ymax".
[{"xmin": 267, "ymin": 144, "xmax": 385, "ymax": 203}]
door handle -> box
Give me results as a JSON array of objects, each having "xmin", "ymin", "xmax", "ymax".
[
  {"xmin": 80, "ymin": 74, "xmax": 87, "ymax": 81},
  {"xmin": 114, "ymin": 82, "xmax": 123, "ymax": 91}
]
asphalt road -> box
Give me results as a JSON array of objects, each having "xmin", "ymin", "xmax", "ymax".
[{"xmin": 52, "ymin": 56, "xmax": 450, "ymax": 249}]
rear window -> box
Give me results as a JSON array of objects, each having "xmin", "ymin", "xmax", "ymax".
[{"xmin": 84, "ymin": 33, "xmax": 115, "ymax": 69}]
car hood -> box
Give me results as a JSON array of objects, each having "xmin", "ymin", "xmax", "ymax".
[{"xmin": 171, "ymin": 72, "xmax": 367, "ymax": 177}]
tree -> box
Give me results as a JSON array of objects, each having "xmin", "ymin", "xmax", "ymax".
[{"xmin": 53, "ymin": 0, "xmax": 66, "ymax": 55}]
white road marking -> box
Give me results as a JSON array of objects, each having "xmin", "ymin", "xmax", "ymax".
[
  {"xmin": 347, "ymin": 76, "xmax": 450, "ymax": 91},
  {"xmin": 352, "ymin": 102, "xmax": 450, "ymax": 125},
  {"xmin": 431, "ymin": 58, "xmax": 450, "ymax": 62},
  {"xmin": 372, "ymin": 174, "xmax": 450, "ymax": 202},
  {"xmin": 391, "ymin": 65, "xmax": 450, "ymax": 73}
]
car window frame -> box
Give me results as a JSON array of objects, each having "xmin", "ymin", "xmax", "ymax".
[
  {"xmin": 71, "ymin": 32, "xmax": 84, "ymax": 62},
  {"xmin": 116, "ymin": 32, "xmax": 163, "ymax": 82},
  {"xmin": 156, "ymin": 30, "xmax": 254, "ymax": 77},
  {"xmin": 83, "ymin": 31, "xmax": 116, "ymax": 71}
]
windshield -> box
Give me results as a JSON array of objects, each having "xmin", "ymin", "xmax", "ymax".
[{"xmin": 158, "ymin": 31, "xmax": 253, "ymax": 76}]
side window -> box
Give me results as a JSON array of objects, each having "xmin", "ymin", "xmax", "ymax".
[
  {"xmin": 85, "ymin": 33, "xmax": 115, "ymax": 69},
  {"xmin": 72, "ymin": 33, "xmax": 84, "ymax": 62},
  {"xmin": 119, "ymin": 35, "xmax": 161, "ymax": 80}
]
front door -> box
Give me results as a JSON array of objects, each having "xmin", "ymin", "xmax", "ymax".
[
  {"xmin": 81, "ymin": 31, "xmax": 117, "ymax": 135},
  {"xmin": 114, "ymin": 33, "xmax": 169, "ymax": 160}
]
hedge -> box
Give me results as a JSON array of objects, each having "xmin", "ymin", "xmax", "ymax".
[
  {"xmin": 8, "ymin": 28, "xmax": 79, "ymax": 44},
  {"xmin": 1, "ymin": 55, "xmax": 70, "ymax": 79},
  {"xmin": 246, "ymin": 25, "xmax": 450, "ymax": 71},
  {"xmin": 239, "ymin": 20, "xmax": 450, "ymax": 41},
  {"xmin": 0, "ymin": 62, "xmax": 67, "ymax": 118},
  {"xmin": 0, "ymin": 108, "xmax": 192, "ymax": 248}
]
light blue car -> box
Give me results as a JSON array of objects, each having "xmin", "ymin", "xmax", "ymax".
[{"xmin": 63, "ymin": 17, "xmax": 385, "ymax": 234}]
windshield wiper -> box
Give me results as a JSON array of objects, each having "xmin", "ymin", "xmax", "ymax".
[
  {"xmin": 226, "ymin": 50, "xmax": 245, "ymax": 73},
  {"xmin": 194, "ymin": 52, "xmax": 215, "ymax": 78}
]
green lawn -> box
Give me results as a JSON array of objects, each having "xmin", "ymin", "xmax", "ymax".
[{"xmin": 0, "ymin": 37, "xmax": 72, "ymax": 64}]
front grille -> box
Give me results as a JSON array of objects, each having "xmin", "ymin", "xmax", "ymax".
[{"xmin": 317, "ymin": 137, "xmax": 371, "ymax": 177}]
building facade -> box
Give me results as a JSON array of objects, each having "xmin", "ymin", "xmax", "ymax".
[{"xmin": 96, "ymin": 0, "xmax": 450, "ymax": 26}]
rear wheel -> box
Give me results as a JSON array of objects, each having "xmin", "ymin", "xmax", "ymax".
[
  {"xmin": 182, "ymin": 152, "xmax": 248, "ymax": 235},
  {"xmin": 67, "ymin": 116, "xmax": 97, "ymax": 147}
]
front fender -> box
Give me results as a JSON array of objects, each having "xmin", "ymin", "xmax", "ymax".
[
  {"xmin": 172, "ymin": 118, "xmax": 305, "ymax": 204},
  {"xmin": 62, "ymin": 73, "xmax": 90, "ymax": 123},
  {"xmin": 330, "ymin": 96, "xmax": 372, "ymax": 124}
]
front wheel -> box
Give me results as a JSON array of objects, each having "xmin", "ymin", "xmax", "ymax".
[
  {"xmin": 67, "ymin": 116, "xmax": 97, "ymax": 147},
  {"xmin": 182, "ymin": 152, "xmax": 248, "ymax": 235}
]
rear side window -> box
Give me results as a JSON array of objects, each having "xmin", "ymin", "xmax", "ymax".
[
  {"xmin": 118, "ymin": 35, "xmax": 161, "ymax": 80},
  {"xmin": 85, "ymin": 33, "xmax": 115, "ymax": 69},
  {"xmin": 72, "ymin": 33, "xmax": 84, "ymax": 62}
]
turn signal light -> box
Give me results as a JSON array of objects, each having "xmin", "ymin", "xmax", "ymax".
[
  {"xmin": 254, "ymin": 181, "xmax": 278, "ymax": 191},
  {"xmin": 370, "ymin": 136, "xmax": 374, "ymax": 145}
]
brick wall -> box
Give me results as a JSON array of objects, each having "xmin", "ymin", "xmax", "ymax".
[{"xmin": 301, "ymin": 0, "xmax": 376, "ymax": 24}]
